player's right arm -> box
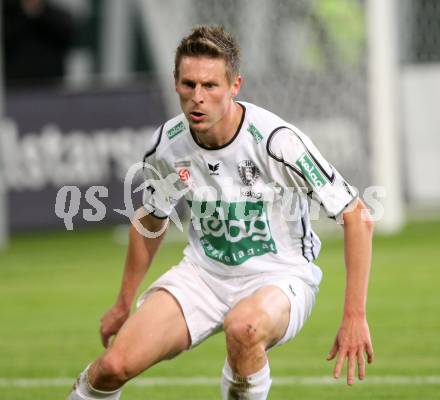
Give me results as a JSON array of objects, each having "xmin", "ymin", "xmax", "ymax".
[{"xmin": 99, "ymin": 214, "xmax": 167, "ymax": 348}]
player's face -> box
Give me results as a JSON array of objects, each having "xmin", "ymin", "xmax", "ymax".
[{"xmin": 175, "ymin": 56, "xmax": 241, "ymax": 134}]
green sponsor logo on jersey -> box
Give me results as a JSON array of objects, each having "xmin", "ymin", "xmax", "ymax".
[
  {"xmin": 296, "ymin": 152, "xmax": 328, "ymax": 190},
  {"xmin": 188, "ymin": 200, "xmax": 277, "ymax": 266},
  {"xmin": 247, "ymin": 123, "xmax": 263, "ymax": 143},
  {"xmin": 167, "ymin": 121, "xmax": 185, "ymax": 139}
]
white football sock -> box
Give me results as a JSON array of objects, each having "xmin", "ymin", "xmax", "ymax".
[
  {"xmin": 220, "ymin": 359, "xmax": 272, "ymax": 400},
  {"xmin": 67, "ymin": 365, "xmax": 122, "ymax": 400}
]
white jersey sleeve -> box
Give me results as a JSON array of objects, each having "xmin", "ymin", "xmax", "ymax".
[
  {"xmin": 267, "ymin": 126, "xmax": 358, "ymax": 218},
  {"xmin": 141, "ymin": 125, "xmax": 185, "ymax": 219}
]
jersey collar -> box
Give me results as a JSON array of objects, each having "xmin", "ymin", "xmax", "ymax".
[{"xmin": 189, "ymin": 102, "xmax": 246, "ymax": 151}]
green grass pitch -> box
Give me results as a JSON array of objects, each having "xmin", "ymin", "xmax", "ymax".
[{"xmin": 1, "ymin": 220, "xmax": 439, "ymax": 399}]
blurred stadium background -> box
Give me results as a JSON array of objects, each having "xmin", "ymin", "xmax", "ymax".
[{"xmin": 0, "ymin": 1, "xmax": 439, "ymax": 399}]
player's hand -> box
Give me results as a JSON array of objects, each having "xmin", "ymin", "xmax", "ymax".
[
  {"xmin": 99, "ymin": 303, "xmax": 130, "ymax": 348},
  {"xmin": 326, "ymin": 316, "xmax": 374, "ymax": 385}
]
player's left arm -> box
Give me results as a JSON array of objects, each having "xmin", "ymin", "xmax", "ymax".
[{"xmin": 327, "ymin": 198, "xmax": 374, "ymax": 385}]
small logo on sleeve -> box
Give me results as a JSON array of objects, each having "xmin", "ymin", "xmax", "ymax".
[
  {"xmin": 247, "ymin": 123, "xmax": 263, "ymax": 143},
  {"xmin": 295, "ymin": 152, "xmax": 328, "ymax": 191},
  {"xmin": 167, "ymin": 121, "xmax": 185, "ymax": 139}
]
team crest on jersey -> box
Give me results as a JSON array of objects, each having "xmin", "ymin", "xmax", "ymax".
[{"xmin": 238, "ymin": 160, "xmax": 260, "ymax": 186}]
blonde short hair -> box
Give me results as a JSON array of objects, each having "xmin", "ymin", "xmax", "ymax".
[{"xmin": 174, "ymin": 25, "xmax": 241, "ymax": 83}]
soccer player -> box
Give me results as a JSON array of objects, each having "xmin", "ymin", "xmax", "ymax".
[{"xmin": 68, "ymin": 25, "xmax": 374, "ymax": 400}]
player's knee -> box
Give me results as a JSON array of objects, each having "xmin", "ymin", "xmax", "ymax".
[
  {"xmin": 224, "ymin": 310, "xmax": 270, "ymax": 350},
  {"xmin": 98, "ymin": 351, "xmax": 132, "ymax": 385}
]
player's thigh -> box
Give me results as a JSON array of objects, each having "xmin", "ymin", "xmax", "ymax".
[
  {"xmin": 225, "ymin": 285, "xmax": 290, "ymax": 348},
  {"xmin": 107, "ymin": 289, "xmax": 190, "ymax": 374}
]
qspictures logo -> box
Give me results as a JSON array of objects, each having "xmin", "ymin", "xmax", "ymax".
[
  {"xmin": 53, "ymin": 161, "xmax": 386, "ymax": 236},
  {"xmin": 188, "ymin": 200, "xmax": 277, "ymax": 266},
  {"xmin": 296, "ymin": 152, "xmax": 328, "ymax": 191}
]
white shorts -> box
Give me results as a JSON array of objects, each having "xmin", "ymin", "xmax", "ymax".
[{"xmin": 137, "ymin": 258, "xmax": 318, "ymax": 348}]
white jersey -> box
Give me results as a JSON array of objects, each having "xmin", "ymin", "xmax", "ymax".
[{"xmin": 142, "ymin": 102, "xmax": 357, "ymax": 287}]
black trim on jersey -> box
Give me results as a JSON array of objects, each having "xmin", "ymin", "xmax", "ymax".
[
  {"xmin": 306, "ymin": 190, "xmax": 324, "ymax": 209},
  {"xmin": 310, "ymin": 230, "xmax": 316, "ymax": 259},
  {"xmin": 300, "ymin": 216, "xmax": 312, "ymax": 263},
  {"xmin": 142, "ymin": 124, "xmax": 165, "ymax": 164},
  {"xmin": 267, "ymin": 126, "xmax": 335, "ymax": 184},
  {"xmin": 294, "ymin": 131, "xmax": 335, "ymax": 183},
  {"xmin": 141, "ymin": 124, "xmax": 170, "ymax": 220},
  {"xmin": 308, "ymin": 150, "xmax": 335, "ymax": 184},
  {"xmin": 343, "ymin": 181, "xmax": 356, "ymax": 197},
  {"xmin": 143, "ymin": 202, "xmax": 169, "ymax": 220},
  {"xmin": 189, "ymin": 103, "xmax": 246, "ymax": 151},
  {"xmin": 266, "ymin": 127, "xmax": 306, "ymax": 181},
  {"xmin": 150, "ymin": 211, "xmax": 169, "ymax": 220}
]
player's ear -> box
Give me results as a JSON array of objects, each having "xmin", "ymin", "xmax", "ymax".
[{"xmin": 231, "ymin": 75, "xmax": 242, "ymax": 98}]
